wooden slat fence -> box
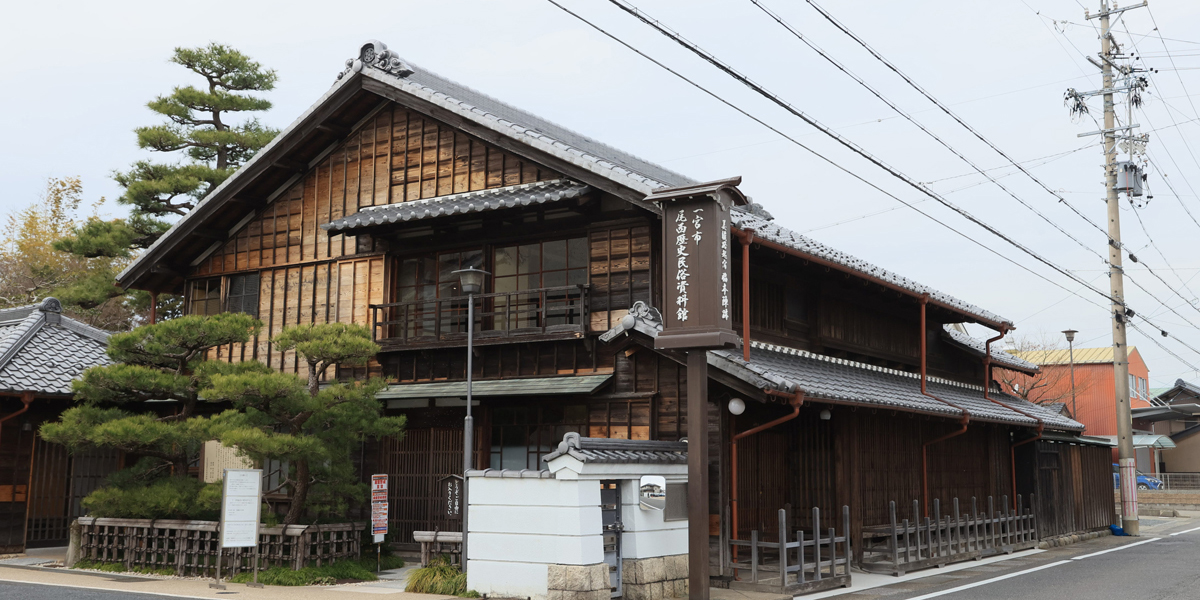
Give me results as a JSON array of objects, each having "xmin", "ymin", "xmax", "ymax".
[
  {"xmin": 725, "ymin": 506, "xmax": 852, "ymax": 594},
  {"xmin": 859, "ymin": 495, "xmax": 1038, "ymax": 576},
  {"xmin": 77, "ymin": 518, "xmax": 363, "ymax": 577}
]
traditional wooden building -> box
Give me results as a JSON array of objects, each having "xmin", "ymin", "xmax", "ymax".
[
  {"xmin": 114, "ymin": 40, "xmax": 1113, "ymax": 576},
  {"xmin": 0, "ymin": 298, "xmax": 119, "ymax": 553}
]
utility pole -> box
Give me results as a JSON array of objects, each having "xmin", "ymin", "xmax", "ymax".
[{"xmin": 1073, "ymin": 0, "xmax": 1149, "ymax": 535}]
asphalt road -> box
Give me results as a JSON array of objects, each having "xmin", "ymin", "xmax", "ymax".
[
  {"xmin": 866, "ymin": 519, "xmax": 1200, "ymax": 600},
  {"xmin": 0, "ymin": 580, "xmax": 189, "ymax": 599}
]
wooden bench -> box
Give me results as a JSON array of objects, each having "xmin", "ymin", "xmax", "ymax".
[{"xmin": 413, "ymin": 531, "xmax": 462, "ymax": 567}]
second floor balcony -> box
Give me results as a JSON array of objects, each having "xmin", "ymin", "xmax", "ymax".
[{"xmin": 370, "ymin": 284, "xmax": 589, "ymax": 351}]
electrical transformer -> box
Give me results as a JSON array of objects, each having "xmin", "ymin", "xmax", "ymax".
[{"xmin": 1116, "ymin": 161, "xmax": 1144, "ymax": 197}]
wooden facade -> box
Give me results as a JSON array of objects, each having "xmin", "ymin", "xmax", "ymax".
[{"xmin": 116, "ymin": 51, "xmax": 1114, "ymax": 566}]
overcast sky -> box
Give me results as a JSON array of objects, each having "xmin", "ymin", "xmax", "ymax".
[{"xmin": 4, "ymin": 0, "xmax": 1200, "ymax": 388}]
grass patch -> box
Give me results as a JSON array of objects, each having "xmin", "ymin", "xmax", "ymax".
[
  {"xmin": 73, "ymin": 560, "xmax": 127, "ymax": 573},
  {"xmin": 227, "ymin": 556, "xmax": 402, "ymax": 586},
  {"xmin": 73, "ymin": 560, "xmax": 175, "ymax": 576},
  {"xmin": 405, "ymin": 555, "xmax": 478, "ymax": 597}
]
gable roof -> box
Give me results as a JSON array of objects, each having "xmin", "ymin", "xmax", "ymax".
[
  {"xmin": 119, "ymin": 40, "xmax": 1015, "ymax": 331},
  {"xmin": 0, "ymin": 298, "xmax": 112, "ymax": 396}
]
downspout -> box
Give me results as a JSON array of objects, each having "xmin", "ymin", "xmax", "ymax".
[
  {"xmin": 981, "ymin": 327, "xmax": 1045, "ymax": 509},
  {"xmin": 730, "ymin": 387, "xmax": 804, "ymax": 576},
  {"xmin": 0, "ymin": 392, "xmax": 35, "ymax": 448},
  {"xmin": 919, "ymin": 295, "xmax": 971, "ymax": 517},
  {"xmin": 733, "ymin": 228, "xmax": 754, "ymax": 362}
]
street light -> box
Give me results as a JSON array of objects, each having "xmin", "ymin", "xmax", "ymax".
[
  {"xmin": 1063, "ymin": 329, "xmax": 1079, "ymax": 419},
  {"xmin": 453, "ymin": 266, "xmax": 489, "ymax": 574}
]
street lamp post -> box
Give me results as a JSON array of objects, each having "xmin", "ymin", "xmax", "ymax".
[
  {"xmin": 453, "ymin": 266, "xmax": 489, "ymax": 575},
  {"xmin": 1063, "ymin": 329, "xmax": 1078, "ymax": 419}
]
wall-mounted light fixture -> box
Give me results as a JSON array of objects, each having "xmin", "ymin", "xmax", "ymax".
[
  {"xmin": 727, "ymin": 398, "xmax": 746, "ymax": 415},
  {"xmin": 819, "ymin": 409, "xmax": 832, "ymax": 421}
]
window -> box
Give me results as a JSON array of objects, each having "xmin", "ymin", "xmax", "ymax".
[
  {"xmin": 493, "ymin": 238, "xmax": 587, "ymax": 329},
  {"xmin": 187, "ymin": 278, "xmax": 221, "ymax": 316},
  {"xmin": 394, "ymin": 249, "xmax": 483, "ymax": 337},
  {"xmin": 225, "ymin": 273, "xmax": 260, "ymax": 318}
]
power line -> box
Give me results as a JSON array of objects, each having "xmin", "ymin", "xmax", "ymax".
[
  {"xmin": 546, "ymin": 0, "xmax": 1200, "ymax": 363},
  {"xmin": 747, "ymin": 0, "xmax": 1108, "ymax": 262},
  {"xmin": 602, "ymin": 0, "xmax": 1119, "ymax": 305},
  {"xmin": 541, "ymin": 0, "xmax": 1110, "ymax": 312}
]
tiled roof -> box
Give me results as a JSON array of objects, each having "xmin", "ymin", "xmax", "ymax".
[
  {"xmin": 709, "ymin": 341, "xmax": 1082, "ymax": 431},
  {"xmin": 121, "ymin": 40, "xmax": 1014, "ymax": 330},
  {"xmin": 731, "ymin": 210, "xmax": 1013, "ymax": 327},
  {"xmin": 0, "ymin": 298, "xmax": 111, "ymax": 396},
  {"xmin": 542, "ymin": 432, "xmax": 688, "ymax": 465},
  {"xmin": 323, "ymin": 179, "xmax": 592, "ymax": 233},
  {"xmin": 941, "ymin": 326, "xmax": 1038, "ymax": 373}
]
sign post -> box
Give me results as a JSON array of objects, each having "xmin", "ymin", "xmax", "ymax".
[
  {"xmin": 371, "ymin": 474, "xmax": 389, "ymax": 572},
  {"xmin": 646, "ymin": 177, "xmax": 745, "ymax": 600},
  {"xmin": 212, "ymin": 468, "xmax": 263, "ymax": 590}
]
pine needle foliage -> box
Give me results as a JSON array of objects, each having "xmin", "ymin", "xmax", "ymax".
[
  {"xmin": 202, "ymin": 323, "xmax": 405, "ymax": 524},
  {"xmin": 56, "ymin": 44, "xmax": 278, "ymax": 313},
  {"xmin": 40, "ymin": 314, "xmax": 263, "ymax": 515}
]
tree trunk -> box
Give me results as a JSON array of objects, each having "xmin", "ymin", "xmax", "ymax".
[{"xmin": 283, "ymin": 459, "xmax": 310, "ymax": 525}]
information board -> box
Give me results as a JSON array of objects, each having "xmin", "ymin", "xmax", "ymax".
[
  {"xmin": 220, "ymin": 469, "xmax": 263, "ymax": 548},
  {"xmin": 371, "ymin": 474, "xmax": 388, "ymax": 542}
]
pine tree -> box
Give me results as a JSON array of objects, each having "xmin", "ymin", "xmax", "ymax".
[
  {"xmin": 202, "ymin": 323, "xmax": 406, "ymax": 524},
  {"xmin": 40, "ymin": 313, "xmax": 266, "ymax": 516},
  {"xmin": 56, "ymin": 44, "xmax": 278, "ymax": 309}
]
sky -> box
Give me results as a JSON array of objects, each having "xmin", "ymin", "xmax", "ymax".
[{"xmin": 3, "ymin": 0, "xmax": 1200, "ymax": 388}]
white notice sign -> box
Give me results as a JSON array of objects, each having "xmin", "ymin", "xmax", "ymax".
[{"xmin": 221, "ymin": 469, "xmax": 263, "ymax": 548}]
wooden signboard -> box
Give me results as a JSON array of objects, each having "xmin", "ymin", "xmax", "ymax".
[{"xmin": 648, "ymin": 177, "xmax": 746, "ymax": 350}]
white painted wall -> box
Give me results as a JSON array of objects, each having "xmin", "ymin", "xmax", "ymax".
[
  {"xmin": 619, "ymin": 476, "xmax": 689, "ymax": 559},
  {"xmin": 466, "ymin": 466, "xmax": 689, "ymax": 599},
  {"xmin": 467, "ymin": 476, "xmax": 603, "ymax": 599}
]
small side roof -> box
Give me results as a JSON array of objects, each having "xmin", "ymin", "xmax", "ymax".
[
  {"xmin": 0, "ymin": 298, "xmax": 111, "ymax": 396},
  {"xmin": 941, "ymin": 326, "xmax": 1038, "ymax": 374},
  {"xmin": 542, "ymin": 432, "xmax": 688, "ymax": 465}
]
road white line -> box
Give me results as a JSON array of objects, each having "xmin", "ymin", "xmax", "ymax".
[
  {"xmin": 902, "ymin": 560, "xmax": 1073, "ymax": 600},
  {"xmin": 1071, "ymin": 537, "xmax": 1160, "ymax": 559},
  {"xmin": 1169, "ymin": 525, "xmax": 1200, "ymax": 536},
  {"xmin": 0, "ymin": 578, "xmax": 215, "ymax": 599}
]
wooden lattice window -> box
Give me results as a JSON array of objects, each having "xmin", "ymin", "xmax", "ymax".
[
  {"xmin": 187, "ymin": 278, "xmax": 222, "ymax": 316},
  {"xmin": 224, "ymin": 273, "xmax": 260, "ymax": 318}
]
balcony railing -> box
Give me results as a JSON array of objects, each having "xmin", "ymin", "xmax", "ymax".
[{"xmin": 370, "ymin": 284, "xmax": 588, "ymax": 349}]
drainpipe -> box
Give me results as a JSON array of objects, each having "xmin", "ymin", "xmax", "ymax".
[
  {"xmin": 733, "ymin": 228, "xmax": 754, "ymax": 362},
  {"xmin": 981, "ymin": 327, "xmax": 1045, "ymax": 509},
  {"xmin": 730, "ymin": 387, "xmax": 804, "ymax": 575},
  {"xmin": 0, "ymin": 392, "xmax": 35, "ymax": 448},
  {"xmin": 919, "ymin": 295, "xmax": 971, "ymax": 518}
]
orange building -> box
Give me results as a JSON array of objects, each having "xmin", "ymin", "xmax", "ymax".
[{"xmin": 998, "ymin": 347, "xmax": 1152, "ymax": 466}]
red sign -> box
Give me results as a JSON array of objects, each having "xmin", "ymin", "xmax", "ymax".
[{"xmin": 371, "ymin": 474, "xmax": 389, "ymax": 536}]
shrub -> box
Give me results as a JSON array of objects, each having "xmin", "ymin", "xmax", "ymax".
[
  {"xmin": 405, "ymin": 555, "xmax": 477, "ymax": 596},
  {"xmin": 81, "ymin": 475, "xmax": 221, "ymax": 520},
  {"xmin": 227, "ymin": 558, "xmax": 393, "ymax": 586}
]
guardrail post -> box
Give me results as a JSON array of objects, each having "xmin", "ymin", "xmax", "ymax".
[
  {"xmin": 751, "ymin": 530, "xmax": 758, "ymax": 582},
  {"xmin": 798, "ymin": 529, "xmax": 805, "ymax": 584},
  {"xmin": 889, "ymin": 501, "xmax": 899, "ymax": 571},
  {"xmin": 813, "ymin": 507, "xmax": 822, "ymax": 581},
  {"xmin": 778, "ymin": 509, "xmax": 788, "ymax": 590},
  {"xmin": 843, "ymin": 505, "xmax": 851, "ymax": 578}
]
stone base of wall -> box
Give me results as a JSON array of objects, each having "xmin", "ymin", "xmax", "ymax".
[
  {"xmin": 1037, "ymin": 528, "xmax": 1110, "ymax": 550},
  {"xmin": 622, "ymin": 554, "xmax": 687, "ymax": 600},
  {"xmin": 1115, "ymin": 490, "xmax": 1200, "ymax": 511},
  {"xmin": 547, "ymin": 563, "xmax": 610, "ymax": 600}
]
